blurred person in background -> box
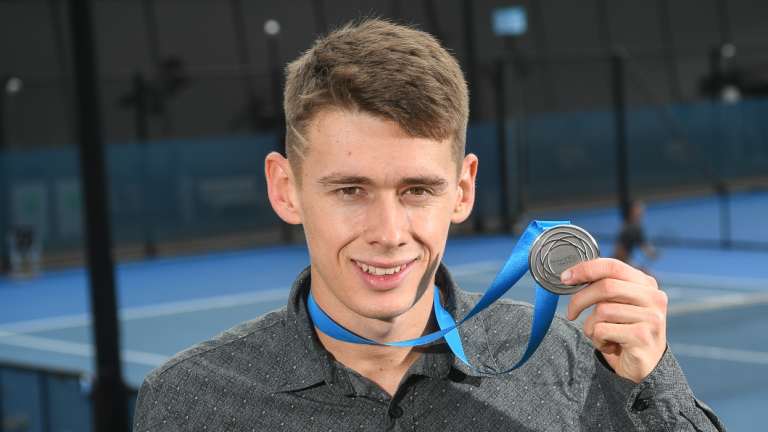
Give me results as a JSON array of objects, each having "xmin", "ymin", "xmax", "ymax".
[{"xmin": 614, "ymin": 200, "xmax": 659, "ymax": 273}]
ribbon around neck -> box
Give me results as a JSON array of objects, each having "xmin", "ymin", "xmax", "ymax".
[{"xmin": 307, "ymin": 220, "xmax": 569, "ymax": 374}]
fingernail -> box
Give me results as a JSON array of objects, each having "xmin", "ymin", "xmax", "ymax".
[{"xmin": 561, "ymin": 269, "xmax": 572, "ymax": 283}]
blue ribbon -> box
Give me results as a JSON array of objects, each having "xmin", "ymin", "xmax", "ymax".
[{"xmin": 307, "ymin": 220, "xmax": 569, "ymax": 373}]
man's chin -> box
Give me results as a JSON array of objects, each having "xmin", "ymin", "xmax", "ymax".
[
  {"xmin": 354, "ymin": 278, "xmax": 434, "ymax": 321},
  {"xmin": 355, "ymin": 303, "xmax": 412, "ymax": 322}
]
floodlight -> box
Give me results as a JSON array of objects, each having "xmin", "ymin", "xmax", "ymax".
[
  {"xmin": 264, "ymin": 19, "xmax": 281, "ymax": 36},
  {"xmin": 4, "ymin": 76, "xmax": 23, "ymax": 95}
]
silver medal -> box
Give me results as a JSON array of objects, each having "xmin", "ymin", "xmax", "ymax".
[{"xmin": 529, "ymin": 224, "xmax": 600, "ymax": 295}]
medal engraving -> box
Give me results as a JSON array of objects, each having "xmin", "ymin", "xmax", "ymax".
[{"xmin": 529, "ymin": 225, "xmax": 600, "ymax": 295}]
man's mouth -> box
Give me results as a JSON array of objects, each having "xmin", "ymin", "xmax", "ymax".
[{"xmin": 353, "ymin": 259, "xmax": 417, "ymax": 276}]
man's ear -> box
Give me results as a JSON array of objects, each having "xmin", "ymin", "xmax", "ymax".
[
  {"xmin": 451, "ymin": 154, "xmax": 478, "ymax": 224},
  {"xmin": 265, "ymin": 152, "xmax": 302, "ymax": 225}
]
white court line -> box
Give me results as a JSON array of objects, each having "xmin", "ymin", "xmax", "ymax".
[
  {"xmin": 1, "ymin": 255, "xmax": 768, "ymax": 368},
  {"xmin": 668, "ymin": 292, "xmax": 768, "ymax": 316},
  {"xmin": 655, "ymin": 270, "xmax": 768, "ymax": 292},
  {"xmin": 1, "ymin": 260, "xmax": 766, "ymax": 335},
  {"xmin": 0, "ymin": 261, "xmax": 501, "ymax": 335},
  {"xmin": 663, "ymin": 285, "xmax": 752, "ymax": 301},
  {"xmin": 671, "ymin": 342, "xmax": 768, "ymax": 365},
  {"xmin": 0, "ymin": 288, "xmax": 288, "ymax": 334},
  {"xmin": 0, "ymin": 260, "xmax": 510, "ymax": 365},
  {"xmin": 0, "ymin": 330, "xmax": 168, "ymax": 367}
]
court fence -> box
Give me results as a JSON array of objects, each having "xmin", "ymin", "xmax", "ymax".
[
  {"xmin": 0, "ymin": 361, "xmax": 137, "ymax": 432},
  {"xmin": 1, "ymin": 97, "xmax": 767, "ymax": 273}
]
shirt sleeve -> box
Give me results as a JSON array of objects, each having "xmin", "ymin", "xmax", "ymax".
[
  {"xmin": 593, "ymin": 346, "xmax": 726, "ymax": 431},
  {"xmin": 133, "ymin": 378, "xmax": 183, "ymax": 432}
]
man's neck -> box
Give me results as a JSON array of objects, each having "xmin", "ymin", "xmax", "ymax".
[{"xmin": 312, "ymin": 286, "xmax": 438, "ymax": 396}]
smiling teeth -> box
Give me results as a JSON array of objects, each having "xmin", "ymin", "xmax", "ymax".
[{"xmin": 356, "ymin": 262, "xmax": 406, "ymax": 276}]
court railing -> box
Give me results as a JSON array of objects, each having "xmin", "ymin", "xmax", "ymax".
[
  {"xmin": 1, "ymin": 98, "xmax": 767, "ymax": 273},
  {"xmin": 0, "ymin": 360, "xmax": 138, "ymax": 432}
]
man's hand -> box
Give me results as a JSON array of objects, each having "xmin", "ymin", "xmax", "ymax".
[{"xmin": 562, "ymin": 258, "xmax": 668, "ymax": 383}]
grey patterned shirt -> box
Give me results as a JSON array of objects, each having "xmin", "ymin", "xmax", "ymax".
[{"xmin": 134, "ymin": 265, "xmax": 725, "ymax": 431}]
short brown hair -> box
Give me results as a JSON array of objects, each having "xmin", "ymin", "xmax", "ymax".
[{"xmin": 283, "ymin": 18, "xmax": 469, "ymax": 172}]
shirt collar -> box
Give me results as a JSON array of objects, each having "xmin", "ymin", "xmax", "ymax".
[
  {"xmin": 435, "ymin": 266, "xmax": 491, "ymax": 378},
  {"xmin": 276, "ymin": 263, "xmax": 491, "ymax": 392},
  {"xmin": 277, "ymin": 266, "xmax": 344, "ymax": 393}
]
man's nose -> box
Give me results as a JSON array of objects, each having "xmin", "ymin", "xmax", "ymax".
[{"xmin": 365, "ymin": 195, "xmax": 409, "ymax": 248}]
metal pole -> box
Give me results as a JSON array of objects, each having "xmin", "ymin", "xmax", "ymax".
[
  {"xmin": 508, "ymin": 39, "xmax": 528, "ymax": 224},
  {"xmin": 0, "ymin": 364, "xmax": 4, "ymax": 423},
  {"xmin": 716, "ymin": 181, "xmax": 732, "ymax": 249},
  {"xmin": 462, "ymin": 0, "xmax": 485, "ymax": 233},
  {"xmin": 133, "ymin": 72, "xmax": 157, "ymax": 258},
  {"xmin": 141, "ymin": 0, "xmax": 161, "ymax": 66},
  {"xmin": 39, "ymin": 372, "xmax": 52, "ymax": 432},
  {"xmin": 134, "ymin": 73, "xmax": 149, "ymax": 143},
  {"xmin": 461, "ymin": 0, "xmax": 477, "ymax": 126},
  {"xmin": 715, "ymin": 0, "xmax": 732, "ymax": 46},
  {"xmin": 390, "ymin": 0, "xmax": 401, "ymax": 20},
  {"xmin": 611, "ymin": 52, "xmax": 631, "ymax": 222},
  {"xmin": 656, "ymin": 0, "xmax": 682, "ymax": 101},
  {"xmin": 514, "ymin": 80, "xmax": 528, "ymax": 222},
  {"xmin": 138, "ymin": 0, "xmax": 166, "ymax": 258},
  {"xmin": 0, "ymin": 88, "xmax": 5, "ymax": 151},
  {"xmin": 68, "ymin": 1, "xmax": 129, "ymax": 431},
  {"xmin": 266, "ymin": 34, "xmax": 284, "ymax": 154},
  {"xmin": 1, "ymin": 85, "xmax": 8, "ymax": 272},
  {"xmin": 48, "ymin": 0, "xmax": 75, "ymax": 130},
  {"xmin": 495, "ymin": 59, "xmax": 512, "ymax": 233},
  {"xmin": 595, "ymin": 0, "xmax": 613, "ymax": 53},
  {"xmin": 141, "ymin": 0, "xmax": 172, "ymax": 135},
  {"xmin": 528, "ymin": 0, "xmax": 558, "ymax": 109},
  {"xmin": 266, "ymin": 23, "xmax": 292, "ymax": 243},
  {"xmin": 1, "ymin": 77, "xmax": 24, "ymax": 274},
  {"xmin": 230, "ymin": 0, "xmax": 259, "ymax": 132},
  {"xmin": 311, "ymin": 0, "xmax": 327, "ymax": 35},
  {"xmin": 708, "ymin": 48, "xmax": 731, "ymax": 249},
  {"xmin": 423, "ymin": 0, "xmax": 443, "ymax": 41}
]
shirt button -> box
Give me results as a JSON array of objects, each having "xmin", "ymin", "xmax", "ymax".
[
  {"xmin": 631, "ymin": 397, "xmax": 651, "ymax": 412},
  {"xmin": 389, "ymin": 406, "xmax": 404, "ymax": 419}
]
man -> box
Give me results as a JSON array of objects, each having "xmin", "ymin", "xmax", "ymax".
[
  {"xmin": 134, "ymin": 19, "xmax": 724, "ymax": 431},
  {"xmin": 614, "ymin": 201, "xmax": 658, "ymax": 271}
]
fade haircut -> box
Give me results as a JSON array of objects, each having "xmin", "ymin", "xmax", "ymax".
[{"xmin": 283, "ymin": 18, "xmax": 469, "ymax": 175}]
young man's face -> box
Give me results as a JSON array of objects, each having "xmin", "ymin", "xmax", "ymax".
[{"xmin": 266, "ymin": 109, "xmax": 477, "ymax": 325}]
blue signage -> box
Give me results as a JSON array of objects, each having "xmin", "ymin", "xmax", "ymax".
[{"xmin": 493, "ymin": 6, "xmax": 527, "ymax": 36}]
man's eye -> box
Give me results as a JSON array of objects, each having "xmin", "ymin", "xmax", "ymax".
[
  {"xmin": 404, "ymin": 187, "xmax": 431, "ymax": 197},
  {"xmin": 337, "ymin": 187, "xmax": 364, "ymax": 199}
]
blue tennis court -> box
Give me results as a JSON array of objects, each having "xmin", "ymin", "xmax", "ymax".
[{"xmin": 1, "ymin": 194, "xmax": 767, "ymax": 431}]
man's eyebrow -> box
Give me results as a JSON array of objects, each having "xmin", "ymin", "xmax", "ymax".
[
  {"xmin": 398, "ymin": 176, "xmax": 449, "ymax": 188},
  {"xmin": 317, "ymin": 173, "xmax": 449, "ymax": 188},
  {"xmin": 317, "ymin": 174, "xmax": 373, "ymax": 186}
]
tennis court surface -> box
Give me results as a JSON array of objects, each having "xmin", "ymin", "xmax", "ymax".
[{"xmin": 1, "ymin": 200, "xmax": 767, "ymax": 431}]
